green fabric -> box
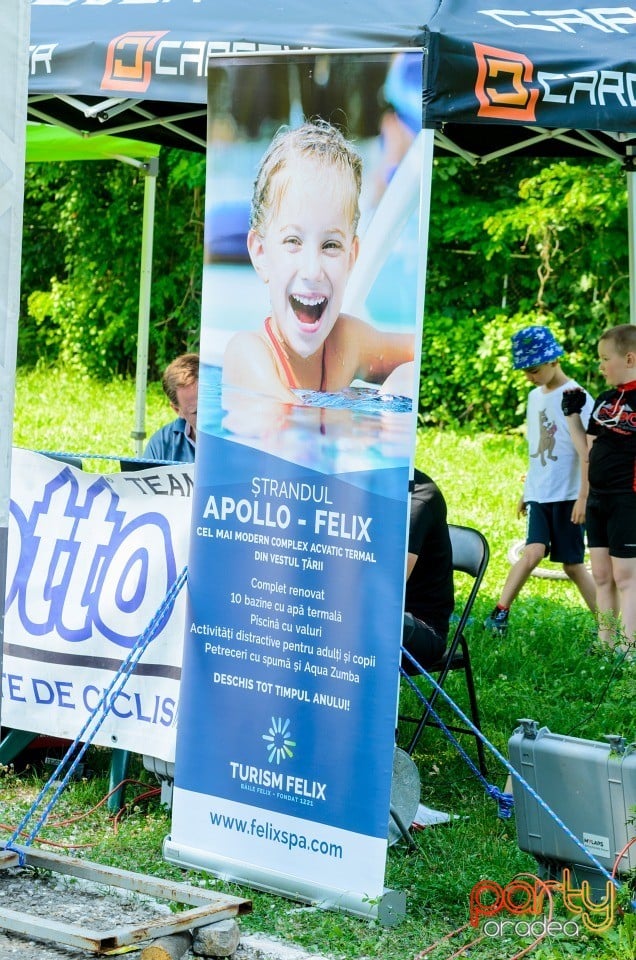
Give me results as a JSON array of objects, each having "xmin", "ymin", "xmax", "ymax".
[{"xmin": 26, "ymin": 123, "xmax": 160, "ymax": 163}]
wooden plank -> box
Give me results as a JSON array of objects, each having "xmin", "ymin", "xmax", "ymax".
[{"xmin": 0, "ymin": 902, "xmax": 243, "ymax": 953}]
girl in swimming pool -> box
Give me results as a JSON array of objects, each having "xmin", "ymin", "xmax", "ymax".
[{"xmin": 222, "ymin": 119, "xmax": 414, "ymax": 403}]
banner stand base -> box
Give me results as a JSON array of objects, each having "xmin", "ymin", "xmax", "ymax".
[
  {"xmin": 162, "ymin": 836, "xmax": 406, "ymax": 926},
  {"xmin": 376, "ymin": 889, "xmax": 407, "ymax": 927}
]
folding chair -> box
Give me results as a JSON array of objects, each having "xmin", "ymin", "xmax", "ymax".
[{"xmin": 400, "ymin": 523, "xmax": 489, "ymax": 777}]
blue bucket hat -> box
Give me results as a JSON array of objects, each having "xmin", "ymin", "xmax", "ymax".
[{"xmin": 511, "ymin": 326, "xmax": 564, "ymax": 370}]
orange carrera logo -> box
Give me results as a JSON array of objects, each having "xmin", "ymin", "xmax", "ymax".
[
  {"xmin": 473, "ymin": 42, "xmax": 539, "ymax": 121},
  {"xmin": 102, "ymin": 31, "xmax": 168, "ymax": 93}
]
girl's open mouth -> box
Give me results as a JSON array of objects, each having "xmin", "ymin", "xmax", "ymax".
[{"xmin": 289, "ymin": 294, "xmax": 327, "ymax": 326}]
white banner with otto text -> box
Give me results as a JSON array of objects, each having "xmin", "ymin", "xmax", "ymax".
[{"xmin": 2, "ymin": 450, "xmax": 192, "ymax": 761}]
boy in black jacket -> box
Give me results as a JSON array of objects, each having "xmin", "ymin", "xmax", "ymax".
[{"xmin": 585, "ymin": 324, "xmax": 636, "ymax": 654}]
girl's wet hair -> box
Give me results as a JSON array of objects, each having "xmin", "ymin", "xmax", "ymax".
[{"xmin": 250, "ymin": 119, "xmax": 363, "ymax": 235}]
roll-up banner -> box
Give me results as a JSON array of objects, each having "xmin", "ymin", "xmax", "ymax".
[{"xmin": 165, "ymin": 50, "xmax": 426, "ymax": 918}]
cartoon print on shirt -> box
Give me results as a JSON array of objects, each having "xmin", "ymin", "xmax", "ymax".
[{"xmin": 530, "ymin": 408, "xmax": 558, "ymax": 466}]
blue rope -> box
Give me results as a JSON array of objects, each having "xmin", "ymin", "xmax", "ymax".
[
  {"xmin": 486, "ymin": 783, "xmax": 515, "ymax": 820},
  {"xmin": 400, "ymin": 655, "xmax": 513, "ymax": 819},
  {"xmin": 5, "ymin": 566, "xmax": 188, "ymax": 860},
  {"xmin": 18, "ymin": 446, "xmax": 186, "ymax": 468},
  {"xmin": 400, "ymin": 646, "xmax": 624, "ymax": 892}
]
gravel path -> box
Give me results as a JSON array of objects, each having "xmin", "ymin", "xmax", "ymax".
[{"xmin": 0, "ymin": 868, "xmax": 332, "ymax": 960}]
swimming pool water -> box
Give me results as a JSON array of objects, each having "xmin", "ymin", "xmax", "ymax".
[{"xmin": 198, "ymin": 363, "xmax": 415, "ymax": 475}]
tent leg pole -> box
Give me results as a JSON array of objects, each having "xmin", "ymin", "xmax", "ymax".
[
  {"xmin": 0, "ymin": 0, "xmax": 30, "ymax": 728},
  {"xmin": 132, "ymin": 156, "xmax": 159, "ymax": 457},
  {"xmin": 412, "ymin": 127, "xmax": 435, "ymax": 406},
  {"xmin": 627, "ymin": 148, "xmax": 636, "ymax": 327}
]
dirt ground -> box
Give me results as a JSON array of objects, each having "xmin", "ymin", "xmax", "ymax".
[{"xmin": 0, "ymin": 867, "xmax": 331, "ymax": 960}]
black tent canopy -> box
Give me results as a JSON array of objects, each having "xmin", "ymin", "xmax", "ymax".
[{"xmin": 28, "ymin": 0, "xmax": 636, "ymax": 160}]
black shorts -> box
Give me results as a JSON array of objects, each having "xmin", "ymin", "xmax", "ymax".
[
  {"xmin": 525, "ymin": 500, "xmax": 586, "ymax": 565},
  {"xmin": 586, "ymin": 492, "xmax": 636, "ymax": 559},
  {"xmin": 402, "ymin": 612, "xmax": 447, "ymax": 674}
]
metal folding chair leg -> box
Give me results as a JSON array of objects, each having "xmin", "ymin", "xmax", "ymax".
[{"xmin": 400, "ymin": 524, "xmax": 490, "ymax": 778}]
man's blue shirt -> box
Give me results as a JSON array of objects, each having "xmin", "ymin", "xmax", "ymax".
[{"xmin": 143, "ymin": 417, "xmax": 195, "ymax": 464}]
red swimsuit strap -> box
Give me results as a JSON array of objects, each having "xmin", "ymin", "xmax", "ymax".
[
  {"xmin": 264, "ymin": 316, "xmax": 299, "ymax": 390},
  {"xmin": 320, "ymin": 343, "xmax": 327, "ymax": 393}
]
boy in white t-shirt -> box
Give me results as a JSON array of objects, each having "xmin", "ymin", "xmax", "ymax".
[{"xmin": 485, "ymin": 325, "xmax": 597, "ymax": 633}]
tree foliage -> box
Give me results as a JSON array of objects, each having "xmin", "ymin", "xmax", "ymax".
[
  {"xmin": 21, "ymin": 149, "xmax": 205, "ymax": 379},
  {"xmin": 419, "ymin": 155, "xmax": 629, "ymax": 429},
  {"xmin": 20, "ymin": 147, "xmax": 630, "ymax": 429}
]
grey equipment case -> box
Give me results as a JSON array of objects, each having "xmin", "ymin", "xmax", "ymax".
[{"xmin": 508, "ymin": 719, "xmax": 636, "ymax": 897}]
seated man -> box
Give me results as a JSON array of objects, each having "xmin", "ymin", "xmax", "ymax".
[
  {"xmin": 402, "ymin": 468, "xmax": 454, "ymax": 672},
  {"xmin": 144, "ymin": 353, "xmax": 199, "ymax": 463}
]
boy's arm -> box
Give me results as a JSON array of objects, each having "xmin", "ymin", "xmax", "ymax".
[{"xmin": 564, "ymin": 412, "xmax": 589, "ymax": 524}]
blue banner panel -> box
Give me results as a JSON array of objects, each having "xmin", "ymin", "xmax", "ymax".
[
  {"xmin": 168, "ymin": 50, "xmax": 425, "ymax": 911},
  {"xmin": 177, "ymin": 435, "xmax": 407, "ymax": 837}
]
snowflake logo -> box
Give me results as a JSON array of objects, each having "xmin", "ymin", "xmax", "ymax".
[{"xmin": 262, "ymin": 717, "xmax": 296, "ymax": 765}]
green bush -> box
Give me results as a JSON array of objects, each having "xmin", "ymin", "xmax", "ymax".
[
  {"xmin": 20, "ymin": 151, "xmax": 628, "ymax": 405},
  {"xmin": 418, "ymin": 308, "xmax": 605, "ymax": 431},
  {"xmin": 415, "ymin": 155, "xmax": 628, "ymax": 431}
]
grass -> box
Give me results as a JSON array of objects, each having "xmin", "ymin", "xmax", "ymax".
[
  {"xmin": 11, "ymin": 366, "xmax": 170, "ymax": 471},
  {"xmin": 5, "ymin": 366, "xmax": 636, "ymax": 960}
]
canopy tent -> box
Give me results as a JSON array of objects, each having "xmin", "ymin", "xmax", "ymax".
[
  {"xmin": 23, "ymin": 123, "xmax": 160, "ymax": 456},
  {"xmin": 426, "ymin": 3, "xmax": 636, "ymax": 160},
  {"xmin": 27, "ymin": 0, "xmax": 636, "ymax": 159},
  {"xmin": 27, "ymin": 0, "xmax": 636, "ymax": 324},
  {"xmin": 26, "ymin": 121, "xmax": 159, "ymax": 163},
  {"xmin": 1, "ymin": 0, "xmax": 30, "ymax": 731}
]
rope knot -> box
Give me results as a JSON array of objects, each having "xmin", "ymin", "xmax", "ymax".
[{"xmin": 486, "ymin": 784, "xmax": 515, "ymax": 820}]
